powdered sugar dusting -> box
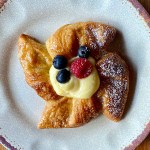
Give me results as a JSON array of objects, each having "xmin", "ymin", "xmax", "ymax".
[
  {"xmin": 92, "ymin": 25, "xmax": 116, "ymax": 48},
  {"xmin": 106, "ymin": 78, "xmax": 128, "ymax": 118},
  {"xmin": 85, "ymin": 23, "xmax": 116, "ymax": 60},
  {"xmin": 96, "ymin": 53, "xmax": 129, "ymax": 119},
  {"xmin": 97, "ymin": 53, "xmax": 127, "ymax": 78}
]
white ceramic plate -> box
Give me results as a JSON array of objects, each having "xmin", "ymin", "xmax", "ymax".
[{"xmin": 0, "ymin": 0, "xmax": 150, "ymax": 149}]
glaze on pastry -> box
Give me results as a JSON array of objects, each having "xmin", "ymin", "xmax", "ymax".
[{"xmin": 18, "ymin": 22, "xmax": 129, "ymax": 128}]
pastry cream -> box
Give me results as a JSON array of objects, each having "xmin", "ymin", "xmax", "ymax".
[{"xmin": 49, "ymin": 57, "xmax": 100, "ymax": 99}]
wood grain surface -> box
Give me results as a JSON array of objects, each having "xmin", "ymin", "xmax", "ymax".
[{"xmin": 0, "ymin": 0, "xmax": 150, "ymax": 149}]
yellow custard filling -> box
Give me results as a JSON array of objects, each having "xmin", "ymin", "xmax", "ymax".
[{"xmin": 49, "ymin": 57, "xmax": 100, "ymax": 99}]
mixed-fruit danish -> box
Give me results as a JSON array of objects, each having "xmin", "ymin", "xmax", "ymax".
[{"xmin": 18, "ymin": 22, "xmax": 129, "ymax": 128}]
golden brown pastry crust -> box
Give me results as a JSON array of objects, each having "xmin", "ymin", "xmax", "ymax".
[
  {"xmin": 18, "ymin": 22, "xmax": 129, "ymax": 128},
  {"xmin": 95, "ymin": 53, "xmax": 129, "ymax": 121},
  {"xmin": 46, "ymin": 22, "xmax": 116, "ymax": 60},
  {"xmin": 18, "ymin": 34, "xmax": 61, "ymax": 101},
  {"xmin": 38, "ymin": 98, "xmax": 101, "ymax": 128}
]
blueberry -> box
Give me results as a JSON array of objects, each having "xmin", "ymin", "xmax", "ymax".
[
  {"xmin": 53, "ymin": 55, "xmax": 67, "ymax": 69},
  {"xmin": 78, "ymin": 46, "xmax": 90, "ymax": 58},
  {"xmin": 56, "ymin": 69, "xmax": 70, "ymax": 83}
]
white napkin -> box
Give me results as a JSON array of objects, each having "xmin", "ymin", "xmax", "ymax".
[{"xmin": 0, "ymin": 0, "xmax": 150, "ymax": 149}]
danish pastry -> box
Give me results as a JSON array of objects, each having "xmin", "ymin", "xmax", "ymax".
[{"xmin": 18, "ymin": 22, "xmax": 129, "ymax": 128}]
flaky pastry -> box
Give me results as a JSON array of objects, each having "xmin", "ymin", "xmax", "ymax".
[{"xmin": 18, "ymin": 22, "xmax": 129, "ymax": 128}]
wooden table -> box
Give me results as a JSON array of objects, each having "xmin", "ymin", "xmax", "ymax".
[{"xmin": 0, "ymin": 0, "xmax": 150, "ymax": 149}]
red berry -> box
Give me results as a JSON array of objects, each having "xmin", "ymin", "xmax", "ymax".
[{"xmin": 70, "ymin": 58, "xmax": 93, "ymax": 79}]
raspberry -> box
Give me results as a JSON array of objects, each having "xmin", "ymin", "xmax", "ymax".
[{"xmin": 70, "ymin": 58, "xmax": 93, "ymax": 79}]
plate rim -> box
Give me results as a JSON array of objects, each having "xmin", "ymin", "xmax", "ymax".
[
  {"xmin": 0, "ymin": 0, "xmax": 150, "ymax": 149},
  {"xmin": 124, "ymin": 1, "xmax": 150, "ymax": 149}
]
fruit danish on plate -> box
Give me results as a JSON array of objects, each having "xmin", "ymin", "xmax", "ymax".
[{"xmin": 18, "ymin": 22, "xmax": 129, "ymax": 128}]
